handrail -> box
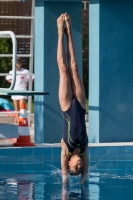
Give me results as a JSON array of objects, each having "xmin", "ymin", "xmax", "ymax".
[
  {"xmin": 0, "ymin": 54, "xmax": 32, "ymax": 57},
  {"xmin": 0, "ymin": 16, "xmax": 34, "ymax": 19},
  {"xmin": 0, "ymin": 35, "xmax": 34, "ymax": 39},
  {"xmin": 0, "ymin": 31, "xmax": 17, "ymax": 90},
  {"xmin": 0, "ymin": 73, "xmax": 33, "ymax": 76},
  {"xmin": 0, "ymin": 111, "xmax": 30, "ymax": 114}
]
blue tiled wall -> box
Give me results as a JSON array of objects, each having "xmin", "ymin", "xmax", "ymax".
[
  {"xmin": 0, "ymin": 146, "xmax": 133, "ymax": 173},
  {"xmin": 0, "ymin": 147, "xmax": 61, "ymax": 173},
  {"xmin": 90, "ymin": 146, "xmax": 133, "ymax": 172}
]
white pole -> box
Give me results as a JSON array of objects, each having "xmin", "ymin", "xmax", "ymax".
[{"xmin": 28, "ymin": 0, "xmax": 35, "ymax": 125}]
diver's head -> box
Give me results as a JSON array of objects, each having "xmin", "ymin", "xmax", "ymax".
[{"xmin": 68, "ymin": 153, "xmax": 83, "ymax": 176}]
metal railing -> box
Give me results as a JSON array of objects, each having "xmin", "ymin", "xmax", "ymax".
[
  {"xmin": 0, "ymin": 31, "xmax": 17, "ymax": 90},
  {"xmin": 0, "ymin": 0, "xmax": 35, "ymax": 124}
]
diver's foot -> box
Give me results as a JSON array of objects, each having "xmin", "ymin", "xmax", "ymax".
[
  {"xmin": 57, "ymin": 14, "xmax": 65, "ymax": 34},
  {"xmin": 64, "ymin": 13, "xmax": 71, "ymax": 34}
]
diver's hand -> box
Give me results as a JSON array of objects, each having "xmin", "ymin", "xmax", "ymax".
[
  {"xmin": 81, "ymin": 173, "xmax": 88, "ymax": 184},
  {"xmin": 62, "ymin": 172, "xmax": 69, "ymax": 183}
]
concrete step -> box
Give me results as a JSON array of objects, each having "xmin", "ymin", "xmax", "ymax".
[
  {"xmin": 0, "ymin": 114, "xmax": 34, "ymax": 124},
  {"xmin": 0, "ymin": 123, "xmax": 18, "ymax": 139},
  {"xmin": 0, "ymin": 116, "xmax": 15, "ymax": 124}
]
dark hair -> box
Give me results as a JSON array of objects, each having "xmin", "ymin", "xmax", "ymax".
[
  {"xmin": 17, "ymin": 57, "xmax": 22, "ymax": 63},
  {"xmin": 11, "ymin": 57, "xmax": 22, "ymax": 63},
  {"xmin": 68, "ymin": 167, "xmax": 83, "ymax": 176}
]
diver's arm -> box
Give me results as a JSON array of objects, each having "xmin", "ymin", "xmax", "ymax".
[
  {"xmin": 81, "ymin": 145, "xmax": 89, "ymax": 184},
  {"xmin": 61, "ymin": 139, "xmax": 69, "ymax": 182},
  {"xmin": 62, "ymin": 182, "xmax": 68, "ymax": 200}
]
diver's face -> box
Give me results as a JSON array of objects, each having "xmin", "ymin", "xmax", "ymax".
[{"xmin": 68, "ymin": 155, "xmax": 83, "ymax": 172}]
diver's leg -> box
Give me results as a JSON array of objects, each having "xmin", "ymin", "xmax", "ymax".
[
  {"xmin": 57, "ymin": 14, "xmax": 73, "ymax": 111},
  {"xmin": 64, "ymin": 13, "xmax": 86, "ymax": 110}
]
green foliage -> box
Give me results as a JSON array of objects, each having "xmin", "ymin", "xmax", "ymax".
[{"xmin": 0, "ymin": 38, "xmax": 12, "ymax": 88}]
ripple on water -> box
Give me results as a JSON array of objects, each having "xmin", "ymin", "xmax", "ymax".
[{"xmin": 0, "ymin": 167, "xmax": 133, "ymax": 200}]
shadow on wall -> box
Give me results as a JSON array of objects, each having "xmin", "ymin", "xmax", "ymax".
[
  {"xmin": 99, "ymin": 0, "xmax": 133, "ymax": 142},
  {"xmin": 90, "ymin": 0, "xmax": 99, "ymax": 4},
  {"xmin": 34, "ymin": 100, "xmax": 62, "ymax": 119},
  {"xmin": 89, "ymin": 105, "xmax": 133, "ymax": 142},
  {"xmin": 101, "ymin": 0, "xmax": 133, "ymax": 26}
]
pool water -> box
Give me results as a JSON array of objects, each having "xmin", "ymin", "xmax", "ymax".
[
  {"xmin": 0, "ymin": 168, "xmax": 133, "ymax": 200},
  {"xmin": 0, "ymin": 145, "xmax": 133, "ymax": 199},
  {"xmin": 89, "ymin": 171, "xmax": 133, "ymax": 200}
]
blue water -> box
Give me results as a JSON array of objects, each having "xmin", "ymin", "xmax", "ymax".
[{"xmin": 0, "ymin": 166, "xmax": 133, "ymax": 200}]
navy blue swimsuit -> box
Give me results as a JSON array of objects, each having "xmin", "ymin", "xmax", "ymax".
[{"xmin": 62, "ymin": 98, "xmax": 88, "ymax": 155}]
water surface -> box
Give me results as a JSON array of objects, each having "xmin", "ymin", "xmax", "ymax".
[{"xmin": 0, "ymin": 168, "xmax": 133, "ymax": 199}]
